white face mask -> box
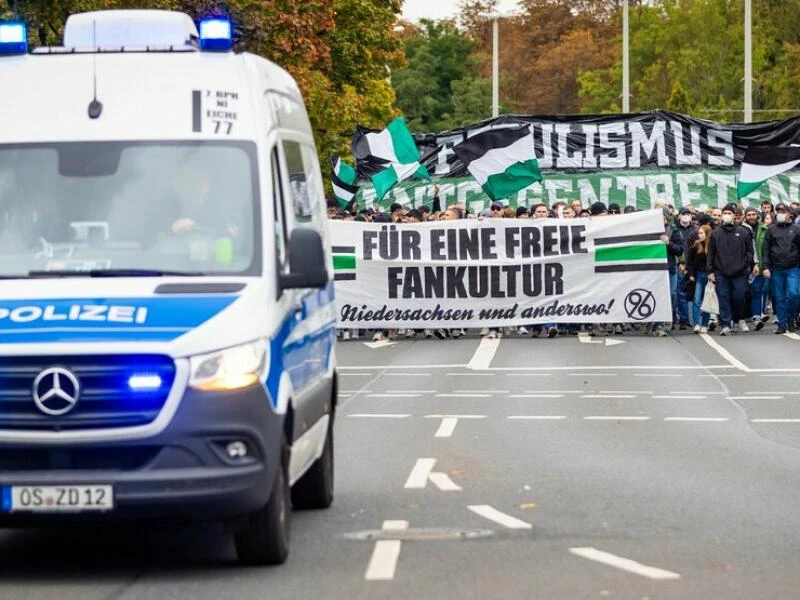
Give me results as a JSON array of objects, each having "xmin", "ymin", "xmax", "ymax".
[
  {"xmin": 680, "ymin": 215, "xmax": 692, "ymax": 226},
  {"xmin": 721, "ymin": 214, "xmax": 734, "ymax": 225},
  {"xmin": 777, "ymin": 213, "xmax": 788, "ymax": 224}
]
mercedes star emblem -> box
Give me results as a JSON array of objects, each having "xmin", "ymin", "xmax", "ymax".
[{"xmin": 32, "ymin": 367, "xmax": 81, "ymax": 416}]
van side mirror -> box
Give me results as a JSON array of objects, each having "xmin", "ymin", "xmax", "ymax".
[{"xmin": 279, "ymin": 228, "xmax": 329, "ymax": 290}]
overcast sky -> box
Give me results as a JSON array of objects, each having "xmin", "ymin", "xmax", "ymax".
[{"xmin": 401, "ymin": 0, "xmax": 520, "ymax": 22}]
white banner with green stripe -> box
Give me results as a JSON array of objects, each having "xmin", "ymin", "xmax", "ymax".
[{"xmin": 330, "ymin": 210, "xmax": 671, "ymax": 327}]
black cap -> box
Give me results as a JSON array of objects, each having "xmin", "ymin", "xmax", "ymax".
[
  {"xmin": 722, "ymin": 203, "xmax": 737, "ymax": 213},
  {"xmin": 390, "ymin": 203, "xmax": 403, "ymax": 213},
  {"xmin": 590, "ymin": 201, "xmax": 607, "ymax": 216},
  {"xmin": 419, "ymin": 205, "xmax": 431, "ymax": 214},
  {"xmin": 516, "ymin": 206, "xmax": 530, "ymax": 217},
  {"xmin": 374, "ymin": 212, "xmax": 391, "ymax": 223},
  {"xmin": 679, "ymin": 207, "xmax": 692, "ymax": 215},
  {"xmin": 406, "ymin": 209, "xmax": 423, "ymax": 220},
  {"xmin": 608, "ymin": 203, "xmax": 621, "ymax": 214},
  {"xmin": 490, "ymin": 202, "xmax": 504, "ymax": 211},
  {"xmin": 697, "ymin": 213, "xmax": 712, "ymax": 226},
  {"xmin": 775, "ymin": 203, "xmax": 789, "ymax": 212},
  {"xmin": 623, "ymin": 206, "xmax": 636, "ymax": 214}
]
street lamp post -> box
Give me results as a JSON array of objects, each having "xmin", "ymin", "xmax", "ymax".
[
  {"xmin": 622, "ymin": 0, "xmax": 630, "ymax": 113},
  {"xmin": 744, "ymin": 0, "xmax": 752, "ymax": 122},
  {"xmin": 492, "ymin": 16, "xmax": 499, "ymax": 118}
]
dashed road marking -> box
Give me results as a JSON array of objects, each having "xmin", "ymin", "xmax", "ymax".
[
  {"xmin": 751, "ymin": 418, "xmax": 800, "ymax": 423},
  {"xmin": 727, "ymin": 396, "xmax": 783, "ymax": 400},
  {"xmin": 365, "ymin": 520, "xmax": 408, "ymax": 581},
  {"xmin": 581, "ymin": 394, "xmax": 638, "ymax": 399},
  {"xmin": 664, "ymin": 417, "xmax": 729, "ymax": 422},
  {"xmin": 435, "ymin": 417, "xmax": 458, "ymax": 438},
  {"xmin": 510, "ymin": 394, "xmax": 564, "ymax": 398},
  {"xmin": 569, "ymin": 547, "xmax": 681, "ymax": 580},
  {"xmin": 507, "ymin": 415, "xmax": 567, "ymax": 420},
  {"xmin": 366, "ymin": 393, "xmax": 422, "ymax": 398},
  {"xmin": 468, "ymin": 505, "xmax": 532, "ymax": 530},
  {"xmin": 653, "ymin": 395, "xmax": 708, "ymax": 399},
  {"xmin": 435, "ymin": 393, "xmax": 492, "ymax": 398},
  {"xmin": 584, "ymin": 416, "xmax": 650, "ymax": 421},
  {"xmin": 454, "ymin": 389, "xmax": 510, "ymax": 394},
  {"xmin": 424, "ymin": 414, "xmax": 487, "ymax": 419}
]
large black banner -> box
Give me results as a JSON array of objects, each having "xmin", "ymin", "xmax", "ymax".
[{"xmin": 353, "ymin": 110, "xmax": 800, "ymax": 180}]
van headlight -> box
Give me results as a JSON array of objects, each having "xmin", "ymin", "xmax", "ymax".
[{"xmin": 189, "ymin": 340, "xmax": 268, "ymax": 391}]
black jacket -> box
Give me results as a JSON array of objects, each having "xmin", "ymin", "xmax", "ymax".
[
  {"xmin": 707, "ymin": 224, "xmax": 754, "ymax": 277},
  {"xmin": 685, "ymin": 242, "xmax": 708, "ymax": 279},
  {"xmin": 762, "ymin": 223, "xmax": 800, "ymax": 271},
  {"xmin": 667, "ymin": 223, "xmax": 695, "ymax": 270}
]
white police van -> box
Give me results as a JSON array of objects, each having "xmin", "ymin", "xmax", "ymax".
[{"xmin": 0, "ymin": 10, "xmax": 337, "ymax": 565}]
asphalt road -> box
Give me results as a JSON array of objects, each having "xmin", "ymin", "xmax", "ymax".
[{"xmin": 4, "ymin": 328, "xmax": 800, "ymax": 599}]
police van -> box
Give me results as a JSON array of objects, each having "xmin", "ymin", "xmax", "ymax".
[{"xmin": 0, "ymin": 9, "xmax": 337, "ymax": 565}]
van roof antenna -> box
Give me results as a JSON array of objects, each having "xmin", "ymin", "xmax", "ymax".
[{"xmin": 87, "ymin": 20, "xmax": 103, "ymax": 119}]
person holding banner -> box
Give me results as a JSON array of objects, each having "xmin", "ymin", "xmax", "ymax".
[{"xmin": 707, "ymin": 204, "xmax": 755, "ymax": 336}]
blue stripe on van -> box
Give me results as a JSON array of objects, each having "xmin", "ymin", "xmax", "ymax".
[{"xmin": 0, "ymin": 296, "xmax": 237, "ymax": 343}]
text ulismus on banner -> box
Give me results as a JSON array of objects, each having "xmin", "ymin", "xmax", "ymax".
[{"xmin": 330, "ymin": 210, "xmax": 672, "ymax": 328}]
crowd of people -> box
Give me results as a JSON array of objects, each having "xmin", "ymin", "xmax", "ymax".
[{"xmin": 330, "ymin": 189, "xmax": 800, "ymax": 340}]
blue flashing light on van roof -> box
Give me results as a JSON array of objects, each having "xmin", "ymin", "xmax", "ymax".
[
  {"xmin": 198, "ymin": 17, "xmax": 233, "ymax": 52},
  {"xmin": 0, "ymin": 22, "xmax": 28, "ymax": 56}
]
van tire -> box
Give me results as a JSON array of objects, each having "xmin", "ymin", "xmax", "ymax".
[
  {"xmin": 234, "ymin": 440, "xmax": 290, "ymax": 565},
  {"xmin": 291, "ymin": 417, "xmax": 334, "ymax": 510}
]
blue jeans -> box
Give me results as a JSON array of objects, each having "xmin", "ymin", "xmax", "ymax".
[
  {"xmin": 715, "ymin": 273, "xmax": 746, "ymax": 327},
  {"xmin": 670, "ymin": 270, "xmax": 690, "ymax": 323},
  {"xmin": 692, "ymin": 270, "xmax": 710, "ymax": 327},
  {"xmin": 770, "ymin": 268, "xmax": 800, "ymax": 328},
  {"xmin": 749, "ymin": 275, "xmax": 769, "ymax": 318}
]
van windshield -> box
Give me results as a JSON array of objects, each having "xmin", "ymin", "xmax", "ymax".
[{"xmin": 0, "ymin": 141, "xmax": 260, "ymax": 277}]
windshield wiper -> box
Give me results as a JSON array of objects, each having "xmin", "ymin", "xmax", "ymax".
[{"xmin": 26, "ymin": 269, "xmax": 204, "ymax": 278}]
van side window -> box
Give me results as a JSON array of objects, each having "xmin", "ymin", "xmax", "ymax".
[
  {"xmin": 271, "ymin": 147, "xmax": 289, "ymax": 273},
  {"xmin": 281, "ymin": 140, "xmax": 314, "ymax": 226}
]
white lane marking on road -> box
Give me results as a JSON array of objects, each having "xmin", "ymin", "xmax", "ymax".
[
  {"xmin": 435, "ymin": 393, "xmax": 492, "ymax": 398},
  {"xmin": 568, "ymin": 373, "xmax": 617, "ymax": 377},
  {"xmin": 578, "ymin": 334, "xmax": 626, "ymax": 347},
  {"xmin": 467, "ymin": 337, "xmax": 501, "ymax": 370},
  {"xmin": 664, "ymin": 417, "xmax": 729, "ymax": 422},
  {"xmin": 428, "ymin": 472, "xmax": 462, "ymax": 491},
  {"xmin": 505, "ymin": 373, "xmax": 553, "ymax": 377},
  {"xmin": 584, "ymin": 416, "xmax": 650, "ymax": 421},
  {"xmin": 581, "ymin": 394, "xmax": 638, "ymax": 399},
  {"xmin": 385, "ymin": 390, "xmax": 437, "ymax": 393},
  {"xmin": 382, "ymin": 373, "xmax": 431, "ymax": 376},
  {"xmin": 751, "ymin": 418, "xmax": 800, "ymax": 423},
  {"xmin": 598, "ymin": 390, "xmax": 653, "ymax": 394},
  {"xmin": 699, "ymin": 374, "xmax": 747, "ymax": 378},
  {"xmin": 339, "ymin": 364, "xmax": 465, "ymax": 371},
  {"xmin": 569, "ymin": 547, "xmax": 681, "ymax": 580},
  {"xmin": 510, "ymin": 394, "xmax": 564, "ymax": 398},
  {"xmin": 507, "ymin": 415, "xmax": 567, "ymax": 420},
  {"xmin": 446, "ymin": 373, "xmax": 496, "ymax": 377},
  {"xmin": 727, "ymin": 396, "xmax": 783, "ymax": 400},
  {"xmin": 404, "ymin": 459, "xmax": 436, "ymax": 488},
  {"xmin": 635, "ymin": 373, "xmax": 682, "ymax": 377},
  {"xmin": 468, "ymin": 505, "xmax": 532, "ymax": 530},
  {"xmin": 348, "ymin": 414, "xmax": 411, "ymax": 419},
  {"xmin": 759, "ymin": 373, "xmax": 800, "ymax": 377},
  {"xmin": 366, "ymin": 393, "xmax": 422, "ymax": 398},
  {"xmin": 784, "ymin": 332, "xmax": 800, "ymax": 341},
  {"xmin": 342, "ymin": 365, "xmax": 736, "ymax": 372},
  {"xmin": 340, "ymin": 390, "xmax": 372, "ymax": 394},
  {"xmin": 653, "ymin": 395, "xmax": 708, "ymax": 399},
  {"xmin": 363, "ymin": 340, "xmax": 397, "ymax": 349},
  {"xmin": 746, "ymin": 390, "xmax": 800, "ymax": 395},
  {"xmin": 365, "ymin": 520, "xmax": 408, "ymax": 581},
  {"xmin": 699, "ymin": 333, "xmax": 751, "ymax": 372},
  {"xmin": 435, "ymin": 417, "xmax": 458, "ymax": 438},
  {"xmin": 454, "ymin": 389, "xmax": 510, "ymax": 394},
  {"xmin": 425, "ymin": 414, "xmax": 487, "ymax": 419},
  {"xmin": 404, "ymin": 458, "xmax": 461, "ymax": 491}
]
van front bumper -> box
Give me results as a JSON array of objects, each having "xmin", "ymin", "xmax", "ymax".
[{"xmin": 0, "ymin": 385, "xmax": 284, "ymax": 524}]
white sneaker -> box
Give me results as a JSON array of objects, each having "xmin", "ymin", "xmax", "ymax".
[
  {"xmin": 450, "ymin": 328, "xmax": 462, "ymax": 338},
  {"xmin": 700, "ymin": 326, "xmax": 708, "ymax": 333},
  {"xmin": 480, "ymin": 327, "xmax": 489, "ymax": 337},
  {"xmin": 405, "ymin": 330, "xmax": 416, "ymax": 338},
  {"xmin": 693, "ymin": 325, "xmax": 701, "ymax": 333},
  {"xmin": 424, "ymin": 329, "xmax": 433, "ymax": 338},
  {"xmin": 372, "ymin": 332, "xmax": 385, "ymax": 341},
  {"xmin": 342, "ymin": 330, "xmax": 351, "ymax": 341},
  {"xmin": 720, "ymin": 326, "xmax": 731, "ymax": 336},
  {"xmin": 738, "ymin": 320, "xmax": 749, "ymax": 333},
  {"xmin": 518, "ymin": 326, "xmax": 529, "ymax": 335},
  {"xmin": 486, "ymin": 330, "xmax": 498, "ymax": 339}
]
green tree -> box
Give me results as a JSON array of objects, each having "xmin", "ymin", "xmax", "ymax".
[{"xmin": 393, "ymin": 18, "xmax": 494, "ymax": 132}]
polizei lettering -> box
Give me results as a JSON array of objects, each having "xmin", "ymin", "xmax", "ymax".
[{"xmin": 0, "ymin": 305, "xmax": 148, "ymax": 324}]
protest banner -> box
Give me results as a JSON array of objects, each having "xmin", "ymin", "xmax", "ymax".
[{"xmin": 331, "ymin": 210, "xmax": 672, "ymax": 328}]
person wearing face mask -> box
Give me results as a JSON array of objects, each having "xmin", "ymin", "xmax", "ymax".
[
  {"xmin": 761, "ymin": 203, "xmax": 800, "ymax": 334},
  {"xmin": 707, "ymin": 204, "xmax": 755, "ymax": 335},
  {"xmin": 668, "ymin": 208, "xmax": 696, "ymax": 329},
  {"xmin": 742, "ymin": 207, "xmax": 769, "ymax": 329}
]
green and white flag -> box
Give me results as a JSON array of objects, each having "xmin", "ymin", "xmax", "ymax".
[
  {"xmin": 330, "ymin": 155, "xmax": 359, "ymax": 208},
  {"xmin": 453, "ymin": 125, "xmax": 542, "ymax": 201},
  {"xmin": 357, "ymin": 117, "xmax": 430, "ymax": 200},
  {"xmin": 737, "ymin": 146, "xmax": 800, "ymax": 199}
]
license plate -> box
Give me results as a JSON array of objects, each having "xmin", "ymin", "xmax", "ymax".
[{"xmin": 2, "ymin": 485, "xmax": 114, "ymax": 512}]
